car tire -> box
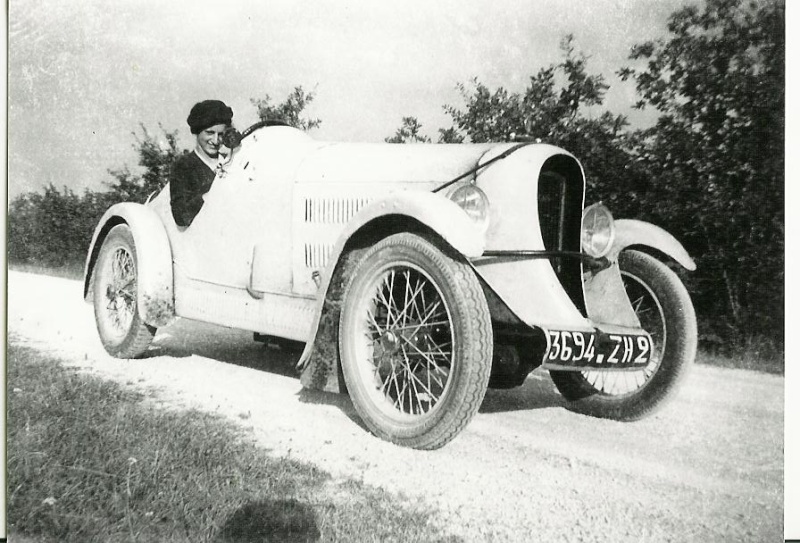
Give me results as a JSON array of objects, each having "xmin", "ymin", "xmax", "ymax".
[
  {"xmin": 93, "ymin": 224, "xmax": 156, "ymax": 358},
  {"xmin": 550, "ymin": 250, "xmax": 697, "ymax": 420},
  {"xmin": 339, "ymin": 233, "xmax": 492, "ymax": 450}
]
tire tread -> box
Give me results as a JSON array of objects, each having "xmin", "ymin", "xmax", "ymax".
[
  {"xmin": 93, "ymin": 225, "xmax": 156, "ymax": 359},
  {"xmin": 339, "ymin": 233, "xmax": 492, "ymax": 450}
]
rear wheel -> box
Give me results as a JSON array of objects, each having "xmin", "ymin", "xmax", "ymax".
[
  {"xmin": 550, "ymin": 250, "xmax": 697, "ymax": 420},
  {"xmin": 339, "ymin": 233, "xmax": 492, "ymax": 449},
  {"xmin": 93, "ymin": 225, "xmax": 156, "ymax": 358}
]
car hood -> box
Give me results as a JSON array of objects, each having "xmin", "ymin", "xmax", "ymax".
[{"xmin": 295, "ymin": 140, "xmax": 501, "ymax": 186}]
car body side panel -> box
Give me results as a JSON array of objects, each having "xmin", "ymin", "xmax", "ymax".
[
  {"xmin": 149, "ymin": 182, "xmax": 315, "ymax": 339},
  {"xmin": 83, "ymin": 202, "xmax": 175, "ymax": 327},
  {"xmin": 171, "ymin": 266, "xmax": 316, "ymax": 341}
]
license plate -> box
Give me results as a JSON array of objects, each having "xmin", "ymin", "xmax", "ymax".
[{"xmin": 544, "ymin": 330, "xmax": 652, "ymax": 369}]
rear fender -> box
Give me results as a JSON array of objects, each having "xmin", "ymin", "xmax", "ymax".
[
  {"xmin": 84, "ymin": 203, "xmax": 175, "ymax": 327},
  {"xmin": 297, "ymin": 191, "xmax": 485, "ymax": 392}
]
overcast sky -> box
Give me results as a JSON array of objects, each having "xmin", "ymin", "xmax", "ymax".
[{"xmin": 9, "ymin": 0, "xmax": 695, "ymax": 200}]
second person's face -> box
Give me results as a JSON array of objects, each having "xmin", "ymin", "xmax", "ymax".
[{"xmin": 196, "ymin": 124, "xmax": 227, "ymax": 158}]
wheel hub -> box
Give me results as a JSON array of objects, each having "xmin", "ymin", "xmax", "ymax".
[
  {"xmin": 377, "ymin": 330, "xmax": 401, "ymax": 356},
  {"xmin": 376, "ymin": 323, "xmax": 427, "ymax": 356}
]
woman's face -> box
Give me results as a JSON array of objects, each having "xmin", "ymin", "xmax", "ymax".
[{"xmin": 195, "ymin": 124, "xmax": 228, "ymax": 158}]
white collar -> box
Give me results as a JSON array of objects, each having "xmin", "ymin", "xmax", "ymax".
[{"xmin": 194, "ymin": 148, "xmax": 220, "ymax": 171}]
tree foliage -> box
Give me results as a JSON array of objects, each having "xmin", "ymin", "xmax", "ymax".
[
  {"xmin": 385, "ymin": 117, "xmax": 431, "ymax": 143},
  {"xmin": 443, "ymin": 36, "xmax": 614, "ymax": 144},
  {"xmin": 7, "ymin": 185, "xmax": 116, "ymax": 268},
  {"xmin": 106, "ymin": 124, "xmax": 182, "ymax": 203},
  {"xmin": 618, "ymin": 0, "xmax": 784, "ymax": 342},
  {"xmin": 251, "ymin": 86, "xmax": 321, "ymax": 131}
]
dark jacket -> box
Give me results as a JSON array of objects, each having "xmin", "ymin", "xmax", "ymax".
[{"xmin": 169, "ymin": 151, "xmax": 216, "ymax": 227}]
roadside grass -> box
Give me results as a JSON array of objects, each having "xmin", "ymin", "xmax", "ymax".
[
  {"xmin": 7, "ymin": 342, "xmax": 459, "ymax": 543},
  {"xmin": 8, "ymin": 261, "xmax": 84, "ymax": 281},
  {"xmin": 696, "ymin": 337, "xmax": 784, "ymax": 375}
]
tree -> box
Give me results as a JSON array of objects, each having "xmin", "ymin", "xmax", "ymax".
[
  {"xmin": 134, "ymin": 124, "xmax": 182, "ymax": 198},
  {"xmin": 251, "ymin": 86, "xmax": 321, "ymax": 131},
  {"xmin": 106, "ymin": 124, "xmax": 181, "ymax": 203},
  {"xmin": 437, "ymin": 127, "xmax": 465, "ymax": 144},
  {"xmin": 7, "ymin": 184, "xmax": 113, "ymax": 268},
  {"xmin": 385, "ymin": 117, "xmax": 432, "ymax": 143},
  {"xmin": 386, "ymin": 117, "xmax": 466, "ymax": 143},
  {"xmin": 443, "ymin": 36, "xmax": 612, "ymax": 142},
  {"xmin": 618, "ymin": 0, "xmax": 785, "ymax": 343}
]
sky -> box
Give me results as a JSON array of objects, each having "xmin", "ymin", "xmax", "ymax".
[{"xmin": 6, "ymin": 0, "xmax": 696, "ymax": 200}]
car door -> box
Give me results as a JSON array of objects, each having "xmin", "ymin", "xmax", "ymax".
[
  {"xmin": 171, "ymin": 128, "xmax": 318, "ymax": 296},
  {"xmin": 172, "ymin": 163, "xmax": 256, "ymax": 288}
]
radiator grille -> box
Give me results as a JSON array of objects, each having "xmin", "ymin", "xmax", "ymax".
[
  {"xmin": 538, "ymin": 172, "xmax": 569, "ymax": 252},
  {"xmin": 537, "ymin": 163, "xmax": 586, "ymax": 316}
]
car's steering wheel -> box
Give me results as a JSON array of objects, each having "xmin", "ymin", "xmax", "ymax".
[{"xmin": 221, "ymin": 120, "xmax": 290, "ymax": 149}]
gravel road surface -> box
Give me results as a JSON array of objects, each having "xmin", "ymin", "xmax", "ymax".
[{"xmin": 7, "ymin": 270, "xmax": 784, "ymax": 542}]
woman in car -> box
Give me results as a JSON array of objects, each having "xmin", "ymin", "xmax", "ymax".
[{"xmin": 169, "ymin": 99, "xmax": 234, "ymax": 227}]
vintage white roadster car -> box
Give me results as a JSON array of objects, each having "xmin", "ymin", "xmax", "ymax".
[{"xmin": 84, "ymin": 122, "xmax": 697, "ymax": 450}]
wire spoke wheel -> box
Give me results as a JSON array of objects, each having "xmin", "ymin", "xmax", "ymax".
[
  {"xmin": 340, "ymin": 233, "xmax": 492, "ymax": 450},
  {"xmin": 358, "ymin": 265, "xmax": 454, "ymax": 417},
  {"xmin": 93, "ymin": 225, "xmax": 156, "ymax": 358},
  {"xmin": 580, "ymin": 272, "xmax": 666, "ymax": 396},
  {"xmin": 101, "ymin": 246, "xmax": 137, "ymax": 339},
  {"xmin": 550, "ymin": 250, "xmax": 697, "ymax": 421}
]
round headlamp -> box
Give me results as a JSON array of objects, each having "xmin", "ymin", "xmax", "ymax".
[
  {"xmin": 581, "ymin": 203, "xmax": 615, "ymax": 258},
  {"xmin": 450, "ymin": 184, "xmax": 490, "ymax": 232}
]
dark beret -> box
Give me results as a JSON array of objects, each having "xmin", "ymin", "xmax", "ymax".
[{"xmin": 187, "ymin": 100, "xmax": 233, "ymax": 134}]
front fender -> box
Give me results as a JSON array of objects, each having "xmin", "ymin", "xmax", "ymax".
[
  {"xmin": 335, "ymin": 191, "xmax": 486, "ymax": 259},
  {"xmin": 297, "ymin": 191, "xmax": 485, "ymax": 390},
  {"xmin": 584, "ymin": 219, "xmax": 695, "ymax": 328},
  {"xmin": 609, "ymin": 219, "xmax": 696, "ymax": 271},
  {"xmin": 84, "ymin": 202, "xmax": 175, "ymax": 327}
]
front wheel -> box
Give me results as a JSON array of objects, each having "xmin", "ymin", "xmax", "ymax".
[
  {"xmin": 550, "ymin": 250, "xmax": 697, "ymax": 420},
  {"xmin": 93, "ymin": 225, "xmax": 156, "ymax": 358},
  {"xmin": 339, "ymin": 233, "xmax": 493, "ymax": 450}
]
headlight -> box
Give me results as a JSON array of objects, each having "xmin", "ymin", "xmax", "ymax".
[
  {"xmin": 581, "ymin": 203, "xmax": 615, "ymax": 258},
  {"xmin": 450, "ymin": 184, "xmax": 490, "ymax": 232}
]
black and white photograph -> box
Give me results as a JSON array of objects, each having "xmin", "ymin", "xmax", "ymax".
[{"xmin": 6, "ymin": 0, "xmax": 789, "ymax": 541}]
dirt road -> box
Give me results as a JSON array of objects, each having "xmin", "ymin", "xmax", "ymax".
[{"xmin": 6, "ymin": 270, "xmax": 784, "ymax": 541}]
